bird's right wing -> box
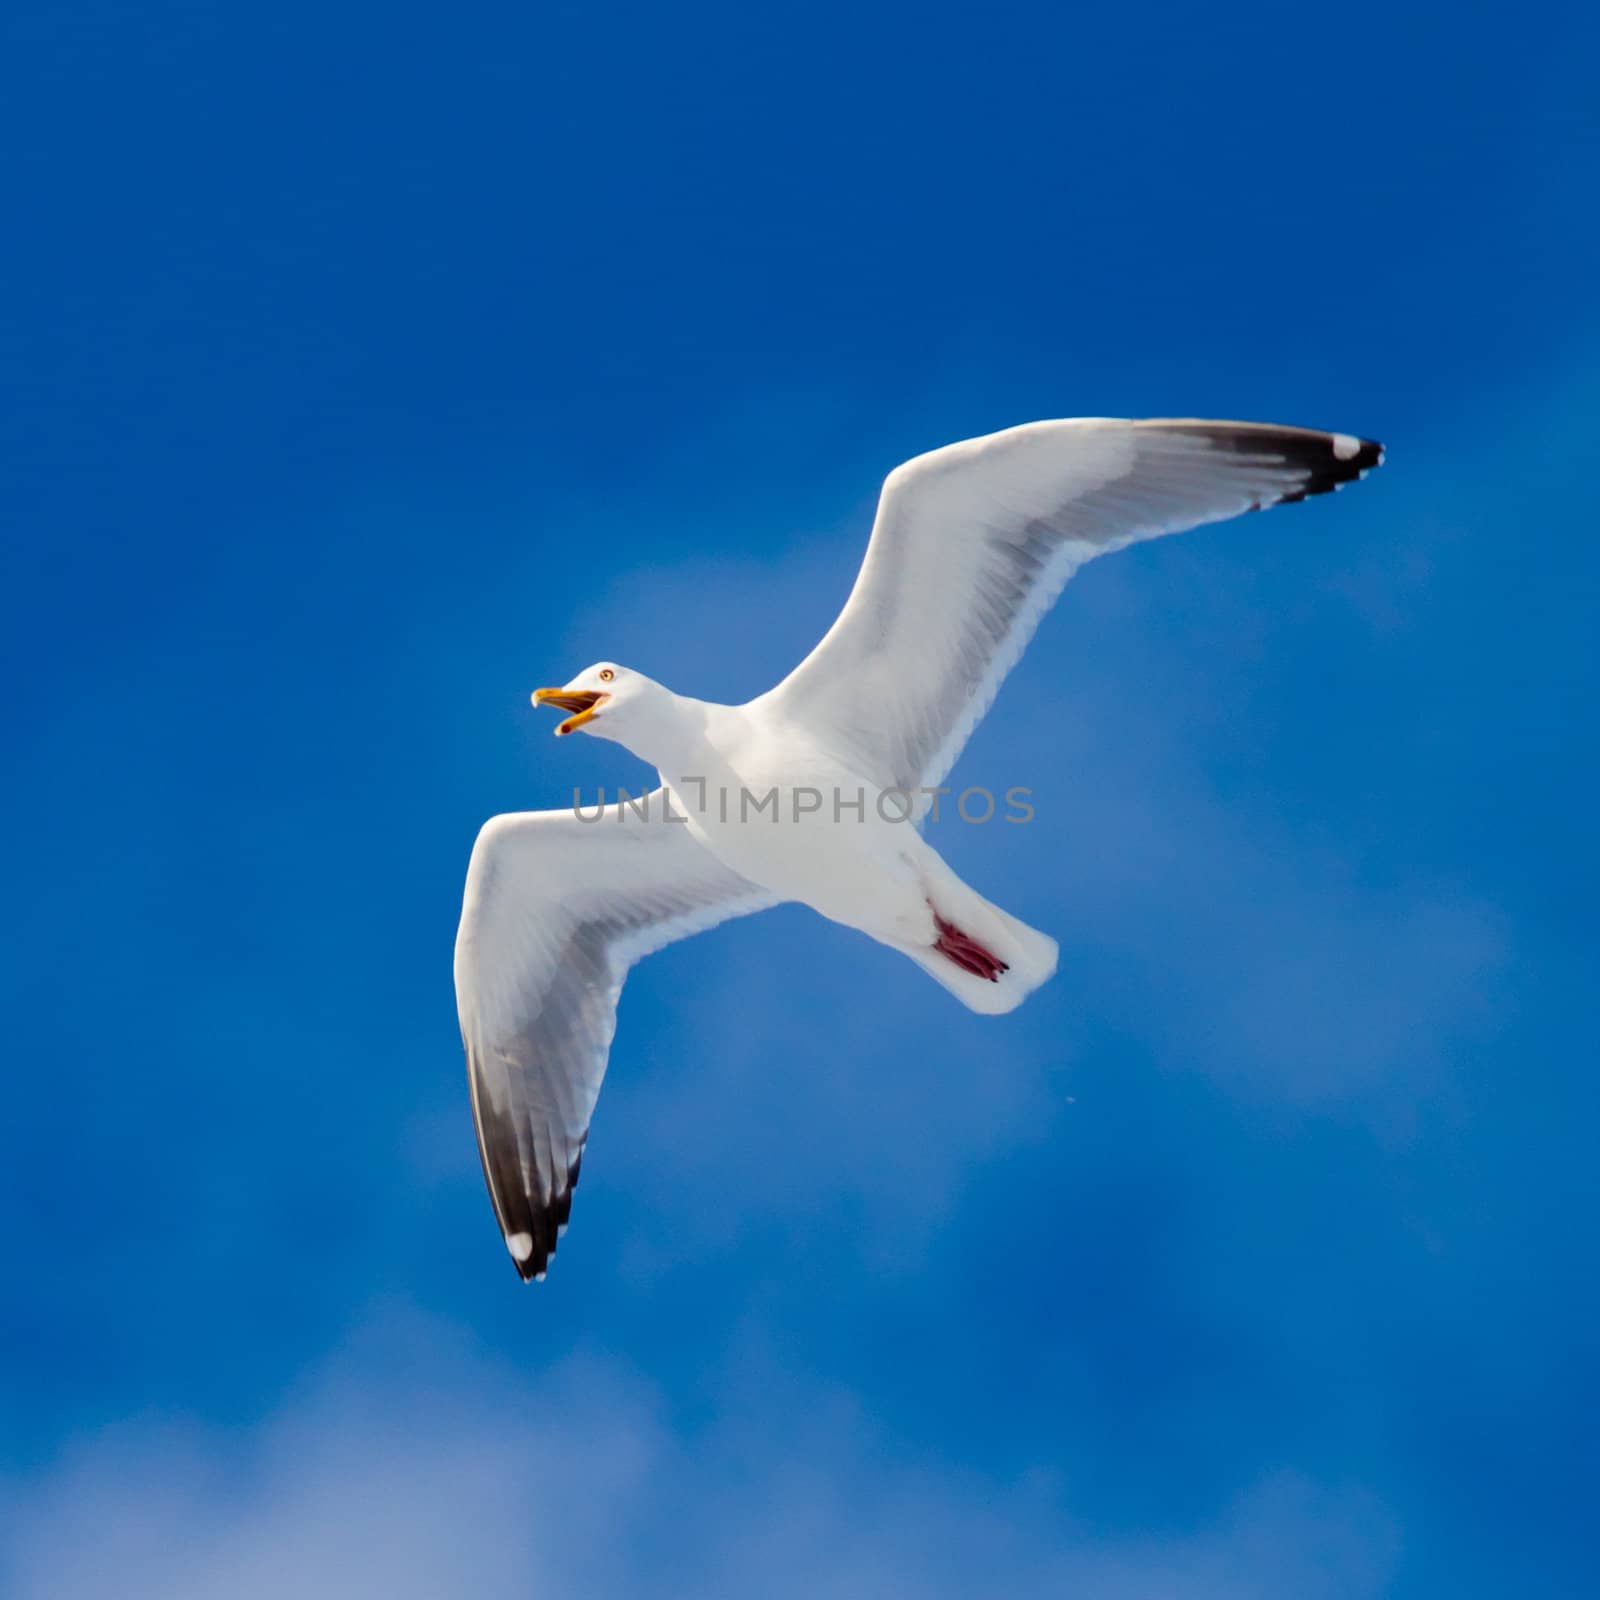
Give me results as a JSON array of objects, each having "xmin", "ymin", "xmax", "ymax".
[
  {"xmin": 454, "ymin": 792, "xmax": 776, "ymax": 1280},
  {"xmin": 760, "ymin": 418, "xmax": 1383, "ymax": 807}
]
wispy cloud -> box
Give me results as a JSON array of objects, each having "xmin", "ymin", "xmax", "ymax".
[{"xmin": 1, "ymin": 1308, "xmax": 1398, "ymax": 1600}]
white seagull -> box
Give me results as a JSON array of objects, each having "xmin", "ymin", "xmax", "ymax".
[{"xmin": 455, "ymin": 417, "xmax": 1384, "ymax": 1279}]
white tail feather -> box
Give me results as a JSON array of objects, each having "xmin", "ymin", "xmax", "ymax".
[{"xmin": 899, "ymin": 860, "xmax": 1059, "ymax": 1015}]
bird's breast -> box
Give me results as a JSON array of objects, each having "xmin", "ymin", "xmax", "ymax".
[{"xmin": 660, "ymin": 738, "xmax": 923, "ymax": 927}]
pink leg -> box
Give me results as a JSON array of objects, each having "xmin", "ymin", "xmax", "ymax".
[{"xmin": 931, "ymin": 909, "xmax": 1010, "ymax": 983}]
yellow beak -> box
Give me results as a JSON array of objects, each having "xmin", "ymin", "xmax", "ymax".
[{"xmin": 532, "ymin": 687, "xmax": 606, "ymax": 736}]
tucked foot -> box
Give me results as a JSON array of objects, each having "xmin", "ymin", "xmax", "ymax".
[{"xmin": 931, "ymin": 910, "xmax": 1010, "ymax": 983}]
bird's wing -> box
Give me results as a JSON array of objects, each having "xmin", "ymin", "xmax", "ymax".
[
  {"xmin": 761, "ymin": 418, "xmax": 1383, "ymax": 803},
  {"xmin": 454, "ymin": 791, "xmax": 776, "ymax": 1280}
]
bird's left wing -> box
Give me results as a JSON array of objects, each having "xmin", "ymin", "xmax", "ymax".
[
  {"xmin": 760, "ymin": 418, "xmax": 1383, "ymax": 807},
  {"xmin": 454, "ymin": 792, "xmax": 776, "ymax": 1280}
]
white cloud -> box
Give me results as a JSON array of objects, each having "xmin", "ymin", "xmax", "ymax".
[{"xmin": 1, "ymin": 1309, "xmax": 1398, "ymax": 1600}]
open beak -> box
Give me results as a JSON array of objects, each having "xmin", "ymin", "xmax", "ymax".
[{"xmin": 532, "ymin": 688, "xmax": 607, "ymax": 736}]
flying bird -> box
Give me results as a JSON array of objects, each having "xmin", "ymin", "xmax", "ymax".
[{"xmin": 455, "ymin": 417, "xmax": 1384, "ymax": 1279}]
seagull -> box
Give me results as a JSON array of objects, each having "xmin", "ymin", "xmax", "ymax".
[{"xmin": 455, "ymin": 417, "xmax": 1384, "ymax": 1279}]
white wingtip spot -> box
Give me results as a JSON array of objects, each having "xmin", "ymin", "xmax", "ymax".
[
  {"xmin": 1332, "ymin": 432, "xmax": 1361, "ymax": 461},
  {"xmin": 506, "ymin": 1231, "xmax": 534, "ymax": 1263}
]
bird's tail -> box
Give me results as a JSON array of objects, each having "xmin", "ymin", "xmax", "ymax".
[{"xmin": 898, "ymin": 857, "xmax": 1058, "ymax": 1015}]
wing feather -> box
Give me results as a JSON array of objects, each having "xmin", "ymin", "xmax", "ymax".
[
  {"xmin": 454, "ymin": 793, "xmax": 775, "ymax": 1280},
  {"xmin": 762, "ymin": 418, "xmax": 1383, "ymax": 802}
]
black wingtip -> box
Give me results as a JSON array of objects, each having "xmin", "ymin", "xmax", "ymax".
[
  {"xmin": 1273, "ymin": 432, "xmax": 1385, "ymax": 504},
  {"xmin": 1156, "ymin": 421, "xmax": 1382, "ymax": 512},
  {"xmin": 501, "ymin": 1148, "xmax": 584, "ymax": 1283}
]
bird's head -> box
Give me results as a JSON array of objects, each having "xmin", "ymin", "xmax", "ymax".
[{"xmin": 532, "ymin": 662, "xmax": 660, "ymax": 744}]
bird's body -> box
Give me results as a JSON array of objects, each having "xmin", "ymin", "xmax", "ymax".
[
  {"xmin": 455, "ymin": 416, "xmax": 1386, "ymax": 1278},
  {"xmin": 668, "ymin": 717, "xmax": 929, "ymax": 945},
  {"xmin": 564, "ymin": 683, "xmax": 1054, "ymax": 1003}
]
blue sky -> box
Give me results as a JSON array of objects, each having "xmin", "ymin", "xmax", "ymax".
[{"xmin": 3, "ymin": 1, "xmax": 1597, "ymax": 1594}]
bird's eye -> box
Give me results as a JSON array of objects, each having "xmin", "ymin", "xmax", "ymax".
[{"xmin": 599, "ymin": 668, "xmax": 615, "ymax": 682}]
